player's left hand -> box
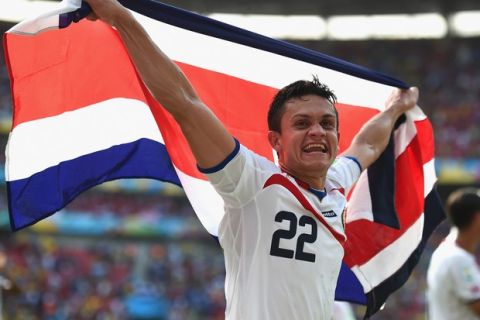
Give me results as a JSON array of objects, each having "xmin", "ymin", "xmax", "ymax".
[{"xmin": 385, "ymin": 87, "xmax": 419, "ymax": 114}]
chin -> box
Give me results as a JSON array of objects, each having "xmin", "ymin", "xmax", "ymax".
[{"xmin": 301, "ymin": 161, "xmax": 331, "ymax": 174}]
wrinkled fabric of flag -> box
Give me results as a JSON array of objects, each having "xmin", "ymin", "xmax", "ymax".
[{"xmin": 3, "ymin": 0, "xmax": 444, "ymax": 317}]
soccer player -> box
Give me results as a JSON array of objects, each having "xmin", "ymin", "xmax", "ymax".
[
  {"xmin": 427, "ymin": 188, "xmax": 480, "ymax": 320},
  {"xmin": 84, "ymin": 0, "xmax": 418, "ymax": 318}
]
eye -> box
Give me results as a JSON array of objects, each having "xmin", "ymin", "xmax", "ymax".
[
  {"xmin": 294, "ymin": 119, "xmax": 309, "ymax": 128},
  {"xmin": 321, "ymin": 119, "xmax": 335, "ymax": 130}
]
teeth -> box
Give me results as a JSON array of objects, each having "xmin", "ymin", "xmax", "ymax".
[{"xmin": 304, "ymin": 143, "xmax": 327, "ymax": 153}]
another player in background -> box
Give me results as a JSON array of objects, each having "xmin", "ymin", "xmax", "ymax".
[
  {"xmin": 427, "ymin": 188, "xmax": 480, "ymax": 320},
  {"xmin": 84, "ymin": 0, "xmax": 418, "ymax": 318}
]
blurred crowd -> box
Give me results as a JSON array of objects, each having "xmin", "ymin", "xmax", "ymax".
[
  {"xmin": 1, "ymin": 27, "xmax": 479, "ymax": 320},
  {"xmin": 0, "ymin": 194, "xmax": 453, "ymax": 320},
  {"xmin": 0, "ymin": 231, "xmax": 225, "ymax": 320},
  {"xmin": 68, "ymin": 191, "xmax": 193, "ymax": 219}
]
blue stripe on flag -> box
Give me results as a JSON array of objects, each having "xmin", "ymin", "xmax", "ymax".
[
  {"xmin": 335, "ymin": 262, "xmax": 367, "ymax": 304},
  {"xmin": 7, "ymin": 138, "xmax": 180, "ymax": 231},
  {"xmin": 367, "ymin": 115, "xmax": 407, "ymax": 229}
]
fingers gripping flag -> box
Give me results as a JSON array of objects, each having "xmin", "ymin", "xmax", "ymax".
[{"xmin": 3, "ymin": 0, "xmax": 444, "ymax": 316}]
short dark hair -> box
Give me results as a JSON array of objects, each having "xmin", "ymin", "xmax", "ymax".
[
  {"xmin": 267, "ymin": 76, "xmax": 338, "ymax": 132},
  {"xmin": 446, "ymin": 188, "xmax": 480, "ymax": 230}
]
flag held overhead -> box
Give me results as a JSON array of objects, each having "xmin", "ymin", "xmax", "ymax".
[{"xmin": 3, "ymin": 0, "xmax": 444, "ymax": 316}]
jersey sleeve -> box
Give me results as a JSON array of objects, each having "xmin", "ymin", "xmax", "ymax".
[
  {"xmin": 451, "ymin": 256, "xmax": 480, "ymax": 303},
  {"xmin": 198, "ymin": 140, "xmax": 278, "ymax": 207},
  {"xmin": 327, "ymin": 156, "xmax": 362, "ymax": 194}
]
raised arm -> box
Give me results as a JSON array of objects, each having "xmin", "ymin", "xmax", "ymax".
[
  {"xmin": 342, "ymin": 87, "xmax": 419, "ymax": 170},
  {"xmin": 84, "ymin": 0, "xmax": 235, "ymax": 169}
]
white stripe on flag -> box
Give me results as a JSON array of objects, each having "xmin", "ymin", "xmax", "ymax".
[
  {"xmin": 6, "ymin": 98, "xmax": 162, "ymax": 181},
  {"xmin": 393, "ymin": 106, "xmax": 427, "ymax": 158},
  {"xmin": 8, "ymin": 0, "xmax": 81, "ymax": 34},
  {"xmin": 175, "ymin": 167, "xmax": 225, "ymax": 236},
  {"xmin": 133, "ymin": 12, "xmax": 395, "ymax": 110},
  {"xmin": 423, "ymin": 159, "xmax": 437, "ymax": 197}
]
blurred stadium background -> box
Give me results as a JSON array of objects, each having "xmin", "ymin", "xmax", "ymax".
[{"xmin": 0, "ymin": 0, "xmax": 480, "ymax": 319}]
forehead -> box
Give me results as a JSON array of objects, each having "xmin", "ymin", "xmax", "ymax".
[{"xmin": 282, "ymin": 94, "xmax": 336, "ymax": 119}]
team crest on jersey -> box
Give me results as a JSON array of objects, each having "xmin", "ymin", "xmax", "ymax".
[{"xmin": 321, "ymin": 210, "xmax": 337, "ymax": 218}]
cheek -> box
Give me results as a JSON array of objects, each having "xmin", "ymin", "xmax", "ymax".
[
  {"xmin": 284, "ymin": 132, "xmax": 301, "ymax": 146},
  {"xmin": 282, "ymin": 137, "xmax": 300, "ymax": 159},
  {"xmin": 329, "ymin": 132, "xmax": 339, "ymax": 144}
]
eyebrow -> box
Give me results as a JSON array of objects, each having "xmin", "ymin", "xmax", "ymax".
[
  {"xmin": 291, "ymin": 113, "xmax": 336, "ymax": 120},
  {"xmin": 321, "ymin": 114, "xmax": 336, "ymax": 119}
]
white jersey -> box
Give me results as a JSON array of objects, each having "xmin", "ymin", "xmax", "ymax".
[
  {"xmin": 203, "ymin": 142, "xmax": 361, "ymax": 320},
  {"xmin": 427, "ymin": 231, "xmax": 480, "ymax": 320}
]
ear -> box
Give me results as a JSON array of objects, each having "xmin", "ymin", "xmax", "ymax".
[
  {"xmin": 337, "ymin": 131, "xmax": 341, "ymax": 148},
  {"xmin": 268, "ymin": 131, "xmax": 282, "ymax": 153}
]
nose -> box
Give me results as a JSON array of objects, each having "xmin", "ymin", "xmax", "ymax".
[{"xmin": 308, "ymin": 123, "xmax": 326, "ymax": 136}]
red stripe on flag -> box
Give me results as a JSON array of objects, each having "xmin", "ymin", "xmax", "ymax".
[
  {"xmin": 415, "ymin": 118, "xmax": 435, "ymax": 163},
  {"xmin": 6, "ymin": 20, "xmax": 380, "ymax": 181},
  {"xmin": 6, "ymin": 21, "xmax": 148, "ymax": 128},
  {"xmin": 150, "ymin": 64, "xmax": 379, "ymax": 179},
  {"xmin": 337, "ymin": 104, "xmax": 378, "ymax": 152}
]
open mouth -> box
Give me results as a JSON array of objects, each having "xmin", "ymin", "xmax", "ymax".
[{"xmin": 303, "ymin": 143, "xmax": 328, "ymax": 154}]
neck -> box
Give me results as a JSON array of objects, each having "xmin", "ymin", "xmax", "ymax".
[
  {"xmin": 280, "ymin": 163, "xmax": 326, "ymax": 190},
  {"xmin": 456, "ymin": 230, "xmax": 478, "ymax": 254}
]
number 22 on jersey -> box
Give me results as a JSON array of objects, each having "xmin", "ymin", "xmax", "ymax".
[{"xmin": 270, "ymin": 211, "xmax": 318, "ymax": 262}]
